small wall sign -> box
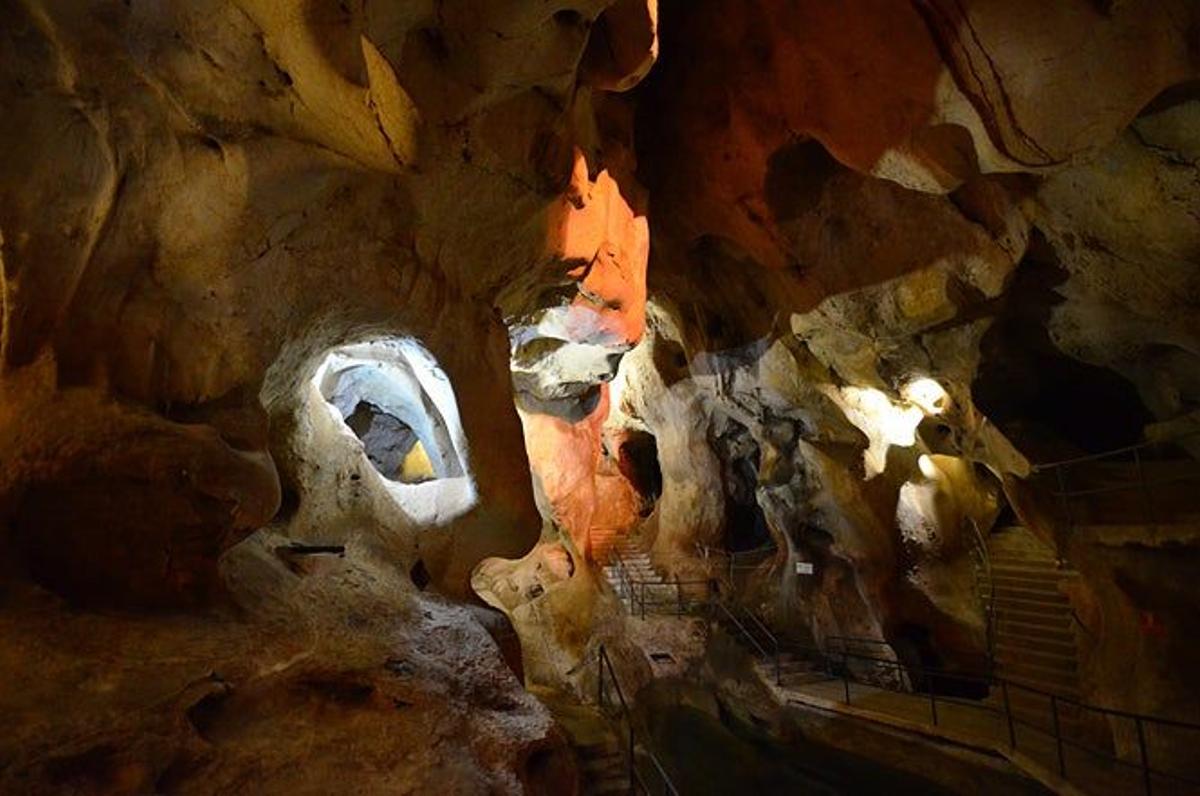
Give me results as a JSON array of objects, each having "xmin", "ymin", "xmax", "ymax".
[{"xmin": 795, "ymin": 561, "xmax": 815, "ymax": 576}]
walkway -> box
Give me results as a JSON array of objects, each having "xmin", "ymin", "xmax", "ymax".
[{"xmin": 752, "ymin": 661, "xmax": 1196, "ymax": 796}]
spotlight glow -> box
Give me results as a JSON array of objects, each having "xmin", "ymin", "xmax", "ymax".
[
  {"xmin": 903, "ymin": 377, "xmax": 949, "ymax": 415},
  {"xmin": 833, "ymin": 386, "xmax": 925, "ymax": 478},
  {"xmin": 918, "ymin": 454, "xmax": 938, "ymax": 479}
]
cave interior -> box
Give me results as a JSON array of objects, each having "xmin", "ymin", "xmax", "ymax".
[{"xmin": 2, "ymin": 1, "xmax": 1200, "ymax": 794}]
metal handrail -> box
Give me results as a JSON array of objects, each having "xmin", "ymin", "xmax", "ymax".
[
  {"xmin": 743, "ymin": 606, "xmax": 778, "ymax": 647},
  {"xmin": 717, "ymin": 601, "xmax": 1200, "ymax": 795},
  {"xmin": 713, "ymin": 600, "xmax": 769, "ymax": 659},
  {"xmin": 612, "ymin": 560, "xmax": 713, "ymax": 618},
  {"xmin": 740, "ymin": 605, "xmax": 784, "ymax": 685},
  {"xmin": 1030, "ymin": 429, "xmax": 1200, "ymax": 471},
  {"xmin": 967, "ymin": 517, "xmax": 996, "ymax": 674},
  {"xmin": 611, "ymin": 552, "xmax": 642, "ymax": 617},
  {"xmin": 597, "ymin": 645, "xmax": 680, "ymax": 795},
  {"xmin": 1048, "ymin": 471, "xmax": 1200, "ymax": 499},
  {"xmin": 608, "ymin": 545, "xmax": 779, "ymax": 568},
  {"xmin": 1028, "ymin": 430, "xmax": 1200, "ymax": 549},
  {"xmin": 632, "ymin": 579, "xmax": 716, "ymax": 618}
]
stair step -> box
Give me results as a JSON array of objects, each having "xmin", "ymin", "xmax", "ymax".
[
  {"xmin": 991, "ymin": 606, "xmax": 1072, "ymax": 629},
  {"xmin": 994, "ymin": 624, "xmax": 1076, "ymax": 650},
  {"xmin": 988, "ymin": 543, "xmax": 1058, "ymax": 557},
  {"xmin": 990, "ymin": 560, "xmax": 1074, "ymax": 576},
  {"xmin": 990, "ymin": 590, "xmax": 1071, "ymax": 609},
  {"xmin": 988, "ymin": 565, "xmax": 1065, "ymax": 580},
  {"xmin": 995, "ymin": 632, "xmax": 1076, "ymax": 653},
  {"xmin": 995, "ymin": 646, "xmax": 1078, "ymax": 672},
  {"xmin": 989, "ymin": 554, "xmax": 1061, "ymax": 568},
  {"xmin": 988, "ymin": 547, "xmax": 1057, "ymax": 561},
  {"xmin": 989, "ymin": 575, "xmax": 1065, "ymax": 594},
  {"xmin": 1002, "ymin": 685, "xmax": 1083, "ymax": 706},
  {"xmin": 995, "ymin": 663, "xmax": 1080, "ymax": 690}
]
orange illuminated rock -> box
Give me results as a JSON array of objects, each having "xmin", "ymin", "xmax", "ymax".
[
  {"xmin": 511, "ymin": 150, "xmax": 649, "ymax": 398},
  {"xmin": 581, "ymin": 0, "xmax": 660, "ymax": 93},
  {"xmin": 518, "ymin": 384, "xmax": 641, "ymax": 560},
  {"xmin": 559, "ymin": 154, "xmax": 650, "ymax": 347}
]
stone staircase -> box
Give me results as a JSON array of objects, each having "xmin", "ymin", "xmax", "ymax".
[
  {"xmin": 589, "ymin": 527, "xmax": 622, "ymax": 565},
  {"xmin": 599, "ymin": 534, "xmax": 678, "ymax": 615},
  {"xmin": 982, "ymin": 526, "xmax": 1083, "ymax": 730}
]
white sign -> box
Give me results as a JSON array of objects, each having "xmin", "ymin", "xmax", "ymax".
[{"xmin": 795, "ymin": 561, "xmax": 815, "ymax": 576}]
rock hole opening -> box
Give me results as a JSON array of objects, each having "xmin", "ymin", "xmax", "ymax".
[{"xmin": 310, "ymin": 338, "xmax": 478, "ymax": 525}]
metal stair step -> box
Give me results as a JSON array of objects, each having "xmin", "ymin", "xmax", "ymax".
[
  {"xmin": 989, "ymin": 555, "xmax": 1061, "ymax": 568},
  {"xmin": 988, "ymin": 547, "xmax": 1059, "ymax": 561},
  {"xmin": 989, "ymin": 575, "xmax": 1065, "ymax": 594},
  {"xmin": 991, "ymin": 606, "xmax": 1072, "ymax": 628},
  {"xmin": 995, "ymin": 663, "xmax": 1080, "ymax": 690},
  {"xmin": 990, "ymin": 562, "xmax": 1075, "ymax": 578},
  {"xmin": 984, "ymin": 573, "xmax": 1070, "ymax": 590},
  {"xmin": 1004, "ymin": 686, "xmax": 1082, "ymax": 704},
  {"xmin": 994, "ymin": 626, "xmax": 1076, "ymax": 651},
  {"xmin": 994, "ymin": 645, "xmax": 1078, "ymax": 671},
  {"xmin": 993, "ymin": 588, "xmax": 1070, "ymax": 607}
]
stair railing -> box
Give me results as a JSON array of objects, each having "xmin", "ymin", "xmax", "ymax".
[
  {"xmin": 597, "ymin": 644, "xmax": 680, "ymax": 795},
  {"xmin": 1032, "ymin": 429, "xmax": 1200, "ymax": 539},
  {"xmin": 741, "ymin": 605, "xmax": 783, "ymax": 685},
  {"xmin": 966, "ymin": 517, "xmax": 996, "ymax": 675},
  {"xmin": 712, "ymin": 600, "xmax": 769, "ymax": 660},
  {"xmin": 609, "ymin": 556, "xmax": 713, "ymax": 618},
  {"xmin": 611, "ymin": 552, "xmax": 641, "ymax": 617}
]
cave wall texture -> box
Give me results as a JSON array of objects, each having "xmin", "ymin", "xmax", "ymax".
[{"xmin": 2, "ymin": 0, "xmax": 1200, "ymax": 792}]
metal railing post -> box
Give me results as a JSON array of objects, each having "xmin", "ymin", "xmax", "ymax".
[
  {"xmin": 1001, "ymin": 679, "xmax": 1016, "ymax": 748},
  {"xmin": 842, "ymin": 652, "xmax": 851, "ymax": 704},
  {"xmin": 1134, "ymin": 447, "xmax": 1158, "ymax": 534},
  {"xmin": 675, "ymin": 576, "xmax": 683, "ymax": 616},
  {"xmin": 1056, "ymin": 466, "xmax": 1073, "ymax": 538},
  {"xmin": 1136, "ymin": 717, "xmax": 1152, "ymax": 796},
  {"xmin": 628, "ymin": 721, "xmax": 635, "ymax": 795},
  {"xmin": 1051, "ymin": 694, "xmax": 1066, "ymax": 776},
  {"xmin": 929, "ymin": 673, "xmax": 938, "ymax": 726},
  {"xmin": 598, "ymin": 649, "xmax": 605, "ymax": 707}
]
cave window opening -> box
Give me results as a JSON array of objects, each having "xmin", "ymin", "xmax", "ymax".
[{"xmin": 311, "ymin": 338, "xmax": 477, "ymax": 524}]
